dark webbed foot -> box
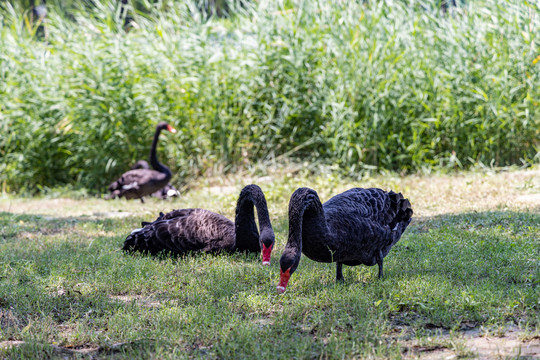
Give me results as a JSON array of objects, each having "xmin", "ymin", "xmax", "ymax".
[
  {"xmin": 336, "ymin": 262, "xmax": 344, "ymax": 282},
  {"xmin": 377, "ymin": 250, "xmax": 384, "ymax": 279}
]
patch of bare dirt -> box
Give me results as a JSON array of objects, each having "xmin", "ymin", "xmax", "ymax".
[
  {"xmin": 466, "ymin": 336, "xmax": 539, "ymax": 359},
  {"xmin": 401, "ymin": 326, "xmax": 540, "ymax": 359}
]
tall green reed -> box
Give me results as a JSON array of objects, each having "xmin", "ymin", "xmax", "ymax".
[{"xmin": 0, "ymin": 0, "xmax": 538, "ymax": 193}]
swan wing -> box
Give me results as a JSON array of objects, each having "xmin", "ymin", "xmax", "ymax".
[{"xmin": 124, "ymin": 209, "xmax": 236, "ymax": 255}]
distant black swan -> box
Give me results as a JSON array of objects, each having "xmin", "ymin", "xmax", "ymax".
[
  {"xmin": 123, "ymin": 184, "xmax": 275, "ymax": 265},
  {"xmin": 130, "ymin": 160, "xmax": 179, "ymax": 199},
  {"xmin": 108, "ymin": 122, "xmax": 176, "ymax": 202},
  {"xmin": 278, "ymin": 187, "xmax": 413, "ymax": 293}
]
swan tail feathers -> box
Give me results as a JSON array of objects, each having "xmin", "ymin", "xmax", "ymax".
[
  {"xmin": 123, "ymin": 226, "xmax": 152, "ymax": 253},
  {"xmin": 388, "ymin": 191, "xmax": 413, "ymax": 231},
  {"xmin": 123, "ymin": 219, "xmax": 180, "ymax": 255}
]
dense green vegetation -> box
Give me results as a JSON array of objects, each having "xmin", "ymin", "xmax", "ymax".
[
  {"xmin": 1, "ymin": 0, "xmax": 538, "ymax": 194},
  {"xmin": 0, "ymin": 172, "xmax": 539, "ymax": 358}
]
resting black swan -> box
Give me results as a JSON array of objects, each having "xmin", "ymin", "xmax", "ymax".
[
  {"xmin": 123, "ymin": 184, "xmax": 275, "ymax": 265},
  {"xmin": 108, "ymin": 122, "xmax": 176, "ymax": 202},
  {"xmin": 278, "ymin": 187, "xmax": 413, "ymax": 293},
  {"xmin": 130, "ymin": 160, "xmax": 179, "ymax": 199}
]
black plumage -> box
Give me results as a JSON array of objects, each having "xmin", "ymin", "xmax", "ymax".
[
  {"xmin": 278, "ymin": 187, "xmax": 413, "ymax": 293},
  {"xmin": 123, "ymin": 184, "xmax": 275, "ymax": 265},
  {"xmin": 130, "ymin": 160, "xmax": 179, "ymax": 199},
  {"xmin": 108, "ymin": 122, "xmax": 176, "ymax": 202}
]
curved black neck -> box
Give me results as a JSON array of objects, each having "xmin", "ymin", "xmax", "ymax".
[
  {"xmin": 284, "ymin": 187, "xmax": 330, "ymax": 267},
  {"xmin": 234, "ymin": 184, "xmax": 273, "ymax": 252},
  {"xmin": 149, "ymin": 126, "xmax": 171, "ymax": 176}
]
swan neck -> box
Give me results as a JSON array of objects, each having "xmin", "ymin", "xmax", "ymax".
[
  {"xmin": 149, "ymin": 126, "xmax": 170, "ymax": 175},
  {"xmin": 287, "ymin": 187, "xmax": 327, "ymax": 250},
  {"xmin": 234, "ymin": 185, "xmax": 271, "ymax": 251}
]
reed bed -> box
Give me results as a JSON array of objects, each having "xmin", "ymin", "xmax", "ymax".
[{"xmin": 1, "ymin": 0, "xmax": 538, "ymax": 193}]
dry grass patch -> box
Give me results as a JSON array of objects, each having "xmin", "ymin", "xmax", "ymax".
[
  {"xmin": 2, "ymin": 168, "xmax": 539, "ymax": 219},
  {"xmin": 108, "ymin": 294, "xmax": 168, "ymax": 308}
]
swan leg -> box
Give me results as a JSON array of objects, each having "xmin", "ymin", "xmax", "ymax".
[
  {"xmin": 377, "ymin": 250, "xmax": 384, "ymax": 279},
  {"xmin": 336, "ymin": 262, "xmax": 344, "ymax": 282},
  {"xmin": 139, "ymin": 196, "xmax": 145, "ymax": 203}
]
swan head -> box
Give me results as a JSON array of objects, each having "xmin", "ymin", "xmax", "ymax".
[{"xmin": 157, "ymin": 121, "xmax": 177, "ymax": 134}]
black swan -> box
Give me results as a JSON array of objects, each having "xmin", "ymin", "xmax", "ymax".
[
  {"xmin": 130, "ymin": 160, "xmax": 179, "ymax": 199},
  {"xmin": 108, "ymin": 122, "xmax": 176, "ymax": 202},
  {"xmin": 123, "ymin": 184, "xmax": 275, "ymax": 265},
  {"xmin": 278, "ymin": 187, "xmax": 413, "ymax": 293}
]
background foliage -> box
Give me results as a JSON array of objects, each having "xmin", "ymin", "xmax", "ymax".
[{"xmin": 0, "ymin": 0, "xmax": 538, "ymax": 193}]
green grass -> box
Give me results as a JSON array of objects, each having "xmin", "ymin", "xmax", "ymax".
[
  {"xmin": 0, "ymin": 171, "xmax": 538, "ymax": 358},
  {"xmin": 1, "ymin": 0, "xmax": 539, "ymax": 193}
]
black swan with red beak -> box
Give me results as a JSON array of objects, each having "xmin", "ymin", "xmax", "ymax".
[
  {"xmin": 130, "ymin": 160, "xmax": 179, "ymax": 199},
  {"xmin": 108, "ymin": 122, "xmax": 176, "ymax": 202},
  {"xmin": 123, "ymin": 184, "xmax": 275, "ymax": 265},
  {"xmin": 278, "ymin": 187, "xmax": 413, "ymax": 293}
]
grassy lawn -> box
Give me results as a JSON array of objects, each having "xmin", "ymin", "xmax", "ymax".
[{"xmin": 0, "ymin": 169, "xmax": 539, "ymax": 359}]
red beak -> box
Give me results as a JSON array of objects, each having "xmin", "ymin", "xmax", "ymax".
[
  {"xmin": 166, "ymin": 124, "xmax": 177, "ymax": 133},
  {"xmin": 277, "ymin": 267, "xmax": 291, "ymax": 294},
  {"xmin": 262, "ymin": 243, "xmax": 273, "ymax": 266}
]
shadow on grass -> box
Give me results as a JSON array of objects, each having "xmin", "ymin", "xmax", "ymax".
[
  {"xmin": 0, "ymin": 210, "xmax": 538, "ymax": 358},
  {"xmin": 0, "ymin": 209, "xmax": 270, "ymax": 309},
  {"xmin": 0, "ymin": 210, "xmax": 261, "ymax": 261}
]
